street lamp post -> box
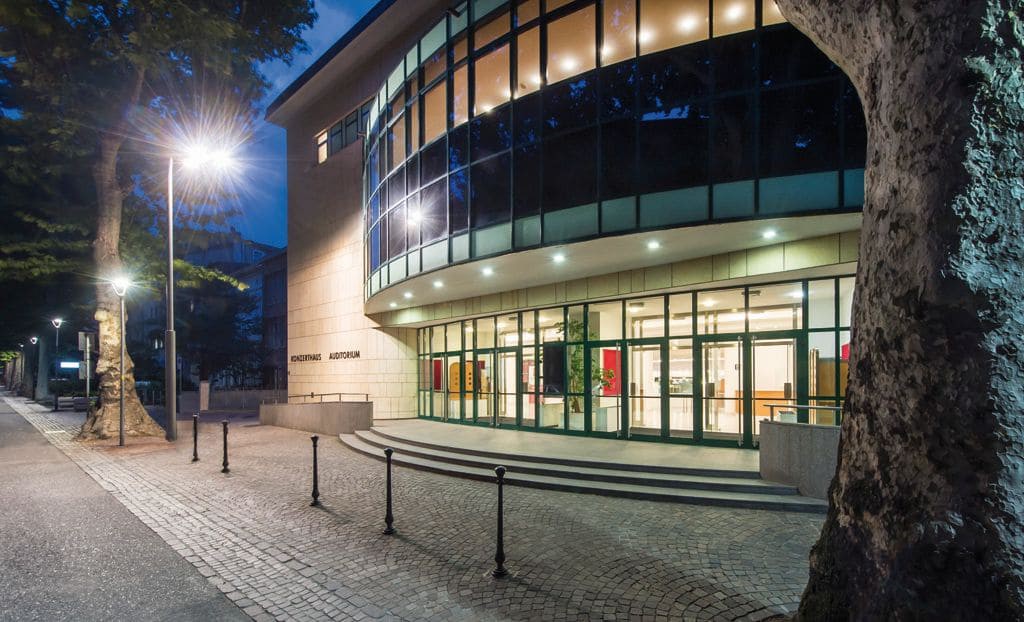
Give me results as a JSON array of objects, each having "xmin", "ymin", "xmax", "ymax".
[
  {"xmin": 166, "ymin": 157, "xmax": 177, "ymax": 442},
  {"xmin": 29, "ymin": 336, "xmax": 39, "ymax": 398},
  {"xmin": 51, "ymin": 318, "xmax": 63, "ymax": 357},
  {"xmin": 111, "ymin": 277, "xmax": 130, "ymax": 447}
]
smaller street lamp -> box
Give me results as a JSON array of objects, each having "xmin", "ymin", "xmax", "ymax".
[
  {"xmin": 110, "ymin": 276, "xmax": 132, "ymax": 447},
  {"xmin": 51, "ymin": 318, "xmax": 64, "ymax": 356}
]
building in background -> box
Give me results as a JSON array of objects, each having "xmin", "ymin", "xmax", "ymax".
[{"xmin": 266, "ymin": 0, "xmax": 864, "ymax": 448}]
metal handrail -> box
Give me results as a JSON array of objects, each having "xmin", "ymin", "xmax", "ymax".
[{"xmin": 765, "ymin": 403, "xmax": 843, "ymax": 426}]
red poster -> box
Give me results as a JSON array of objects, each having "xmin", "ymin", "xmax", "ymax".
[
  {"xmin": 602, "ymin": 349, "xmax": 622, "ymax": 396},
  {"xmin": 432, "ymin": 359, "xmax": 443, "ymax": 391},
  {"xmin": 841, "ymin": 343, "xmax": 850, "ymax": 361}
]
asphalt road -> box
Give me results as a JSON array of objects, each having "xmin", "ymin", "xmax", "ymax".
[{"xmin": 0, "ymin": 399, "xmax": 249, "ymax": 622}]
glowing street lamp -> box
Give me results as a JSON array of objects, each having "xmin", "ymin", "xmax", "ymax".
[
  {"xmin": 110, "ymin": 275, "xmax": 131, "ymax": 447},
  {"xmin": 51, "ymin": 318, "xmax": 64, "ymax": 355},
  {"xmin": 164, "ymin": 142, "xmax": 237, "ymax": 442}
]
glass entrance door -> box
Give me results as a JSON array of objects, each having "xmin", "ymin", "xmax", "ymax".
[
  {"xmin": 628, "ymin": 342, "xmax": 664, "ymax": 437},
  {"xmin": 751, "ymin": 336, "xmax": 798, "ymax": 437},
  {"xmin": 700, "ymin": 338, "xmax": 744, "ymax": 442},
  {"xmin": 495, "ymin": 348, "xmax": 519, "ymax": 427},
  {"xmin": 586, "ymin": 343, "xmax": 622, "ymax": 435}
]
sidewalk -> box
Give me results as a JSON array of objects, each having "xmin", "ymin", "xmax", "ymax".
[
  {"xmin": 0, "ymin": 396, "xmax": 248, "ymax": 622},
  {"xmin": 2, "ymin": 394, "xmax": 821, "ymax": 621}
]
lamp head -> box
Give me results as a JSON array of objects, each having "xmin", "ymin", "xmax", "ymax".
[
  {"xmin": 180, "ymin": 142, "xmax": 237, "ymax": 173},
  {"xmin": 29, "ymin": 337, "xmax": 38, "ymax": 345},
  {"xmin": 51, "ymin": 318, "xmax": 63, "ymax": 328},
  {"xmin": 110, "ymin": 275, "xmax": 132, "ymax": 297}
]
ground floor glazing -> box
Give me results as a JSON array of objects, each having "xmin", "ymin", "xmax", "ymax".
[{"xmin": 417, "ymin": 275, "xmax": 853, "ymax": 447}]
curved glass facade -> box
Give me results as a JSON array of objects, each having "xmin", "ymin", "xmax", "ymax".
[{"xmin": 363, "ymin": 0, "xmax": 866, "ymax": 295}]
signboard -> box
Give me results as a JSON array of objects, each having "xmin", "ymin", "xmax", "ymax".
[
  {"xmin": 79, "ymin": 362, "xmax": 93, "ymax": 380},
  {"xmin": 78, "ymin": 331, "xmax": 96, "ymax": 351},
  {"xmin": 59, "ymin": 361, "xmax": 80, "ymax": 370}
]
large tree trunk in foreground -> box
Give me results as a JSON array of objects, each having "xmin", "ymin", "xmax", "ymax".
[
  {"xmin": 775, "ymin": 1, "xmax": 1024, "ymax": 619},
  {"xmin": 79, "ymin": 80, "xmax": 163, "ymax": 440}
]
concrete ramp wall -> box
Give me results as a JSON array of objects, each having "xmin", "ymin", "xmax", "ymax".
[
  {"xmin": 259, "ymin": 402, "xmax": 373, "ymax": 436},
  {"xmin": 759, "ymin": 421, "xmax": 840, "ymax": 499}
]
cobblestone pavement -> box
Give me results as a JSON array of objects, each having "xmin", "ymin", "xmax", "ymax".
[{"xmin": 4, "ymin": 396, "xmax": 822, "ymax": 622}]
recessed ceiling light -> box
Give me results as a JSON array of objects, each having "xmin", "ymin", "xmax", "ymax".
[
  {"xmin": 677, "ymin": 15, "xmax": 698, "ymax": 32},
  {"xmin": 647, "ymin": 240, "xmax": 661, "ymax": 250},
  {"xmin": 725, "ymin": 4, "xmax": 744, "ymax": 21},
  {"xmin": 789, "ymin": 290, "xmax": 804, "ymax": 299},
  {"xmin": 433, "ymin": 280, "xmax": 444, "ymax": 288},
  {"xmin": 553, "ymin": 253, "xmax": 566, "ymax": 263},
  {"xmin": 403, "ymin": 292, "xmax": 413, "ymax": 299},
  {"xmin": 601, "ymin": 44, "xmax": 615, "ymax": 58},
  {"xmin": 560, "ymin": 57, "xmax": 579, "ymax": 72},
  {"xmin": 482, "ymin": 267, "xmax": 494, "ymax": 276},
  {"xmin": 762, "ymin": 229, "xmax": 778, "ymax": 240},
  {"xmin": 702, "ymin": 299, "xmax": 717, "ymax": 308},
  {"xmin": 638, "ymin": 29, "xmax": 654, "ymax": 44},
  {"xmin": 389, "ymin": 302, "xmax": 398, "ymax": 308}
]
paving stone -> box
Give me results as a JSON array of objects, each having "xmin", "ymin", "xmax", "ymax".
[{"xmin": 10, "ymin": 402, "xmax": 822, "ymax": 622}]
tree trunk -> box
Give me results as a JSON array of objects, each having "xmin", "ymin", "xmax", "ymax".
[
  {"xmin": 774, "ymin": 1, "xmax": 1024, "ymax": 618},
  {"xmin": 79, "ymin": 70, "xmax": 164, "ymax": 440}
]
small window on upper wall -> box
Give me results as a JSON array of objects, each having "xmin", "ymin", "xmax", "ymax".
[
  {"xmin": 762, "ymin": 0, "xmax": 786, "ymax": 25},
  {"xmin": 345, "ymin": 111, "xmax": 359, "ymax": 145},
  {"xmin": 640, "ymin": 0, "xmax": 708, "ymax": 54},
  {"xmin": 712, "ymin": 0, "xmax": 755, "ymax": 37},
  {"xmin": 602, "ymin": 0, "xmax": 636, "ymax": 66},
  {"xmin": 316, "ymin": 130, "xmax": 327, "ymax": 164},
  {"xmin": 546, "ymin": 4, "xmax": 596, "ymax": 85}
]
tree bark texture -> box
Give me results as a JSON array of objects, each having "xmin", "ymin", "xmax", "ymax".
[
  {"xmin": 79, "ymin": 80, "xmax": 163, "ymax": 440},
  {"xmin": 775, "ymin": 1, "xmax": 1024, "ymax": 619}
]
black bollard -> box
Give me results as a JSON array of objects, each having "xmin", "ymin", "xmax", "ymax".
[
  {"xmin": 221, "ymin": 420, "xmax": 229, "ymax": 473},
  {"xmin": 492, "ymin": 465, "xmax": 508, "ymax": 578},
  {"xmin": 191, "ymin": 413, "xmax": 199, "ymax": 462},
  {"xmin": 383, "ymin": 447, "xmax": 395, "ymax": 534},
  {"xmin": 310, "ymin": 435, "xmax": 321, "ymax": 507},
  {"xmin": 52, "ymin": 390, "xmax": 58, "ymax": 412}
]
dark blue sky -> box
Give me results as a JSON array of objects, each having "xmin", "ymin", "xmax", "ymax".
[{"xmin": 234, "ymin": 0, "xmax": 378, "ymax": 248}]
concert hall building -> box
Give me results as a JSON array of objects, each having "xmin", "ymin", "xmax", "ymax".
[{"xmin": 266, "ymin": 0, "xmax": 863, "ymax": 449}]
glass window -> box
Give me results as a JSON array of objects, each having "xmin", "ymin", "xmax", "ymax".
[
  {"xmin": 748, "ymin": 283, "xmax": 803, "ymax": 331},
  {"xmin": 763, "ymin": 0, "xmax": 786, "ymax": 25},
  {"xmin": 406, "ymin": 191, "xmax": 420, "ymax": 248},
  {"xmin": 543, "ymin": 75, "xmax": 597, "ymax": 134},
  {"xmin": 539, "ymin": 308, "xmax": 564, "ymax": 343},
  {"xmin": 369, "ymin": 223, "xmax": 381, "ymax": 270},
  {"xmin": 600, "ymin": 118, "xmax": 636, "ymax": 200},
  {"xmin": 388, "ymin": 166, "xmax": 405, "ymax": 207},
  {"xmin": 542, "ymin": 127, "xmax": 598, "ymax": 211},
  {"xmin": 423, "ymin": 80, "xmax": 447, "ymax": 144},
  {"xmin": 449, "ymin": 168, "xmax": 469, "ymax": 233},
  {"xmin": 513, "ymin": 143, "xmax": 541, "ymax": 217},
  {"xmin": 421, "ymin": 137, "xmax": 447, "ymax": 183},
  {"xmin": 637, "ymin": 102, "xmax": 708, "ymax": 194},
  {"xmin": 329, "ymin": 122, "xmax": 343, "ymax": 154},
  {"xmin": 712, "ymin": 31, "xmax": 756, "ymax": 93},
  {"xmin": 640, "ymin": 0, "xmax": 708, "ymax": 55},
  {"xmin": 474, "ymin": 43, "xmax": 511, "ymax": 115},
  {"xmin": 712, "ymin": 95, "xmax": 756, "ymax": 183},
  {"xmin": 698, "ymin": 288, "xmax": 745, "ymax": 334},
  {"xmin": 712, "ymin": 0, "xmax": 755, "ymax": 37},
  {"xmin": 449, "ymin": 123, "xmax": 470, "ymax": 170},
  {"xmin": 588, "ymin": 301, "xmax": 623, "ymax": 340},
  {"xmin": 808, "ymin": 280, "xmax": 835, "ymax": 328},
  {"xmin": 420, "ymin": 177, "xmax": 448, "ymax": 243},
  {"xmin": 760, "ymin": 28, "xmax": 835, "ymax": 86},
  {"xmin": 446, "ymin": 322, "xmax": 464, "ymax": 352},
  {"xmin": 452, "ymin": 65, "xmax": 469, "ymax": 127},
  {"xmin": 474, "ymin": 10, "xmax": 508, "ymax": 50},
  {"xmin": 390, "ymin": 113, "xmax": 406, "ymax": 167},
  {"xmin": 409, "ymin": 98, "xmax": 421, "ymax": 152},
  {"xmin": 567, "ymin": 305, "xmax": 585, "ymax": 339},
  {"xmin": 546, "ymin": 5, "xmax": 596, "ymax": 85},
  {"xmin": 387, "ymin": 63, "xmax": 405, "ymax": 101},
  {"xmin": 316, "ymin": 130, "xmax": 327, "ymax": 163},
  {"xmin": 547, "ymin": 0, "xmax": 574, "ymax": 11},
  {"xmin": 669, "ymin": 293, "xmax": 693, "ymax": 335},
  {"xmin": 808, "ymin": 331, "xmax": 836, "ymax": 397},
  {"xmin": 516, "ymin": 0, "xmax": 539, "ymax": 25},
  {"xmin": 515, "ymin": 27, "xmax": 541, "ymax": 97},
  {"xmin": 514, "ymin": 91, "xmax": 542, "ymax": 145},
  {"xmin": 602, "ymin": 0, "xmax": 636, "ymax": 66},
  {"xmin": 626, "ymin": 297, "xmax": 664, "ymax": 338},
  {"xmin": 453, "ymin": 32, "xmax": 469, "ymax": 64},
  {"xmin": 471, "ymin": 104, "xmax": 511, "ymax": 161},
  {"xmin": 839, "ymin": 277, "xmax": 854, "ymax": 327},
  {"xmin": 387, "ymin": 203, "xmax": 407, "ymax": 258},
  {"xmin": 839, "ymin": 330, "xmax": 851, "ymax": 395},
  {"xmin": 345, "ymin": 112, "xmax": 359, "ymax": 145},
  {"xmin": 497, "ymin": 315, "xmax": 519, "ymax": 347},
  {"xmin": 639, "ymin": 45, "xmax": 709, "ymax": 114},
  {"xmin": 760, "ymin": 83, "xmax": 840, "ymax": 177},
  {"xmin": 600, "ymin": 61, "xmax": 636, "ymax": 121},
  {"xmin": 431, "ymin": 324, "xmax": 446, "ymax": 353},
  {"xmin": 471, "ymin": 152, "xmax": 512, "ymax": 227},
  {"xmin": 475, "ymin": 317, "xmax": 496, "ymax": 349},
  {"xmin": 474, "ymin": 0, "xmax": 505, "ymax": 22}
]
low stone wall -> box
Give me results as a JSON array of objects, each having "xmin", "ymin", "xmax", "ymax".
[
  {"xmin": 759, "ymin": 421, "xmax": 840, "ymax": 499},
  {"xmin": 259, "ymin": 402, "xmax": 373, "ymax": 436}
]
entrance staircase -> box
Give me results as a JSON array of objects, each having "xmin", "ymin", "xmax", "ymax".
[{"xmin": 340, "ymin": 426, "xmax": 826, "ymax": 514}]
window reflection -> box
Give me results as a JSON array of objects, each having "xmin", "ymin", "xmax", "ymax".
[
  {"xmin": 546, "ymin": 5, "xmax": 596, "ymax": 85},
  {"xmin": 474, "ymin": 43, "xmax": 511, "ymax": 115},
  {"xmin": 712, "ymin": 0, "xmax": 755, "ymax": 37},
  {"xmin": 602, "ymin": 0, "xmax": 636, "ymax": 66},
  {"xmin": 423, "ymin": 80, "xmax": 447, "ymax": 144},
  {"xmin": 452, "ymin": 66, "xmax": 469, "ymax": 127},
  {"xmin": 640, "ymin": 0, "xmax": 708, "ymax": 55},
  {"xmin": 515, "ymin": 27, "xmax": 541, "ymax": 97}
]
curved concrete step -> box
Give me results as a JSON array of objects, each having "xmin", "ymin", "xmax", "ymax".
[
  {"xmin": 340, "ymin": 433, "xmax": 826, "ymax": 514},
  {"xmin": 369, "ymin": 426, "xmax": 762, "ymax": 479},
  {"xmin": 354, "ymin": 429, "xmax": 797, "ymax": 496}
]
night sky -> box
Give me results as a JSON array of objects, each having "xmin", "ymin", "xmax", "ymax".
[{"xmin": 235, "ymin": 0, "xmax": 378, "ymax": 248}]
